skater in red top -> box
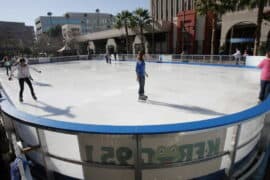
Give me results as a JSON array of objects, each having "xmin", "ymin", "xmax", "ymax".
[{"xmin": 258, "ymin": 51, "xmax": 270, "ymax": 101}]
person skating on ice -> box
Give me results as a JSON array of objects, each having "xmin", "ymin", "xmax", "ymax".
[
  {"xmin": 9, "ymin": 58, "xmax": 42, "ymax": 102},
  {"xmin": 136, "ymin": 51, "xmax": 148, "ymax": 101},
  {"xmin": 2, "ymin": 56, "xmax": 12, "ymax": 76}
]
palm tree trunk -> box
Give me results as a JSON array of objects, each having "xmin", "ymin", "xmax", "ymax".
[
  {"xmin": 124, "ymin": 23, "xmax": 129, "ymax": 54},
  {"xmin": 254, "ymin": 0, "xmax": 264, "ymax": 55},
  {"xmin": 211, "ymin": 17, "xmax": 216, "ymax": 56},
  {"xmin": 140, "ymin": 25, "xmax": 145, "ymax": 52}
]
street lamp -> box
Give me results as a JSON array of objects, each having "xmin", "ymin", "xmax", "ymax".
[
  {"xmin": 47, "ymin": 12, "xmax": 53, "ymax": 29},
  {"xmin": 96, "ymin": 9, "xmax": 100, "ymax": 31},
  {"xmin": 151, "ymin": 17, "xmax": 155, "ymax": 54},
  {"xmin": 81, "ymin": 20, "xmax": 86, "ymax": 34},
  {"xmin": 181, "ymin": 2, "xmax": 187, "ymax": 54}
]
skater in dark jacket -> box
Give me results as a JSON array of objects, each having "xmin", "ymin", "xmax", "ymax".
[
  {"xmin": 136, "ymin": 51, "xmax": 148, "ymax": 100},
  {"xmin": 9, "ymin": 58, "xmax": 41, "ymax": 102}
]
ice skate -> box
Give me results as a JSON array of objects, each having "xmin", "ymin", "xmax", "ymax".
[
  {"xmin": 138, "ymin": 95, "xmax": 148, "ymax": 101},
  {"xmin": 19, "ymin": 97, "xmax": 23, "ymax": 102},
  {"xmin": 32, "ymin": 94, "xmax": 37, "ymax": 101}
]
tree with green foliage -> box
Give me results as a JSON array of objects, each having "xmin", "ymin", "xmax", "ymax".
[
  {"xmin": 195, "ymin": 0, "xmax": 234, "ymax": 55},
  {"xmin": 115, "ymin": 10, "xmax": 135, "ymax": 54},
  {"xmin": 238, "ymin": 0, "xmax": 267, "ymax": 55},
  {"xmin": 46, "ymin": 25, "xmax": 62, "ymax": 38},
  {"xmin": 133, "ymin": 8, "xmax": 152, "ymax": 52}
]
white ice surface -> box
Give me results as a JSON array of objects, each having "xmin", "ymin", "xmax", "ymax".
[{"xmin": 0, "ymin": 60, "xmax": 260, "ymax": 126}]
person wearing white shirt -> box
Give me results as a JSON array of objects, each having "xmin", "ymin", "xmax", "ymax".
[
  {"xmin": 233, "ymin": 48, "xmax": 242, "ymax": 65},
  {"xmin": 9, "ymin": 58, "xmax": 41, "ymax": 102}
]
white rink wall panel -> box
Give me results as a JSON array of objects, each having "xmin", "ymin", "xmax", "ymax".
[
  {"xmin": 46, "ymin": 157, "xmax": 84, "ymax": 179},
  {"xmin": 43, "ymin": 130, "xmax": 81, "ymax": 161},
  {"xmin": 237, "ymin": 116, "xmax": 264, "ymax": 146},
  {"xmin": 83, "ymin": 167, "xmax": 134, "ymax": 180}
]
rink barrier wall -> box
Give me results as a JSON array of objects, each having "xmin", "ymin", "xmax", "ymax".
[
  {"xmin": 0, "ymin": 58, "xmax": 268, "ymax": 180},
  {"xmin": 22, "ymin": 54, "xmax": 261, "ymax": 68}
]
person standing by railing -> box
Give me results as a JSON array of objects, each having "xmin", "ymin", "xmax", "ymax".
[
  {"xmin": 9, "ymin": 58, "xmax": 41, "ymax": 102},
  {"xmin": 258, "ymin": 51, "xmax": 270, "ymax": 102},
  {"xmin": 136, "ymin": 51, "xmax": 148, "ymax": 101},
  {"xmin": 233, "ymin": 48, "xmax": 241, "ymax": 65},
  {"xmin": 243, "ymin": 49, "xmax": 249, "ymax": 65}
]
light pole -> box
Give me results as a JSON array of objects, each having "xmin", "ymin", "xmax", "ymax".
[
  {"xmin": 181, "ymin": 13, "xmax": 185, "ymax": 53},
  {"xmin": 151, "ymin": 1, "xmax": 156, "ymax": 54},
  {"xmin": 152, "ymin": 18, "xmax": 155, "ymax": 54},
  {"xmin": 181, "ymin": 2, "xmax": 187, "ymax": 54},
  {"xmin": 47, "ymin": 12, "xmax": 53, "ymax": 28},
  {"xmin": 83, "ymin": 13, "xmax": 88, "ymax": 34},
  {"xmin": 96, "ymin": 9, "xmax": 100, "ymax": 32}
]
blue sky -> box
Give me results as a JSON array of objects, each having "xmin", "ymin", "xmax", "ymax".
[{"xmin": 0, "ymin": 0, "xmax": 149, "ymax": 26}]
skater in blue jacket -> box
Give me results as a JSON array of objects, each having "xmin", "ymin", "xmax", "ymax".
[{"xmin": 136, "ymin": 51, "xmax": 148, "ymax": 100}]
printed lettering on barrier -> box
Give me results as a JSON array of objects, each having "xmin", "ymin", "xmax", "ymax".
[{"xmin": 78, "ymin": 128, "xmax": 226, "ymax": 179}]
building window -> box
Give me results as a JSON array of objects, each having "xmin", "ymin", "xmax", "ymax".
[
  {"xmin": 188, "ymin": 0, "xmax": 192, "ymax": 10},
  {"xmin": 166, "ymin": 0, "xmax": 168, "ymax": 20},
  {"xmin": 156, "ymin": 0, "xmax": 159, "ymax": 20},
  {"xmin": 182, "ymin": 0, "xmax": 185, "ymax": 11},
  {"xmin": 176, "ymin": 0, "xmax": 179, "ymax": 14},
  {"xmin": 171, "ymin": 0, "xmax": 174, "ymax": 18},
  {"xmin": 161, "ymin": 0, "xmax": 163, "ymax": 20}
]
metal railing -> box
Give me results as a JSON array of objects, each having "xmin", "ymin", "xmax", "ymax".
[{"xmin": 0, "ymin": 54, "xmax": 242, "ymax": 67}]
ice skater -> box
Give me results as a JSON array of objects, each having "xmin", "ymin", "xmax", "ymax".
[
  {"xmin": 2, "ymin": 56, "xmax": 12, "ymax": 76},
  {"xmin": 233, "ymin": 48, "xmax": 241, "ymax": 65},
  {"xmin": 9, "ymin": 58, "xmax": 42, "ymax": 102},
  {"xmin": 258, "ymin": 51, "xmax": 270, "ymax": 102},
  {"xmin": 105, "ymin": 52, "xmax": 111, "ymax": 64},
  {"xmin": 136, "ymin": 51, "xmax": 148, "ymax": 101}
]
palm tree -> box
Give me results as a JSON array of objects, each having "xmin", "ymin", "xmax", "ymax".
[
  {"xmin": 133, "ymin": 8, "xmax": 152, "ymax": 52},
  {"xmin": 65, "ymin": 13, "xmax": 70, "ymax": 24},
  {"xmin": 195, "ymin": 0, "xmax": 234, "ymax": 55},
  {"xmin": 238, "ymin": 0, "xmax": 266, "ymax": 55},
  {"xmin": 115, "ymin": 11, "xmax": 135, "ymax": 54}
]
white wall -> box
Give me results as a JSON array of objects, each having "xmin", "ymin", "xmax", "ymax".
[{"xmin": 246, "ymin": 56, "xmax": 265, "ymax": 67}]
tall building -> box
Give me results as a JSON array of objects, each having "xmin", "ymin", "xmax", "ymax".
[
  {"xmin": 35, "ymin": 12, "xmax": 114, "ymax": 36},
  {"xmin": 150, "ymin": 0, "xmax": 214, "ymax": 54},
  {"xmin": 151, "ymin": 0, "xmax": 194, "ymax": 21},
  {"xmin": 0, "ymin": 21, "xmax": 34, "ymax": 54}
]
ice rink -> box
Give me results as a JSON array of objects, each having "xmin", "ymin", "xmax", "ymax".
[{"xmin": 0, "ymin": 60, "xmax": 261, "ymax": 126}]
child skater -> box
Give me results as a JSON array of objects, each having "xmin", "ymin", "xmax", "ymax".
[
  {"xmin": 258, "ymin": 51, "xmax": 270, "ymax": 102},
  {"xmin": 2, "ymin": 56, "xmax": 12, "ymax": 76},
  {"xmin": 9, "ymin": 58, "xmax": 42, "ymax": 102},
  {"xmin": 136, "ymin": 51, "xmax": 148, "ymax": 101}
]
